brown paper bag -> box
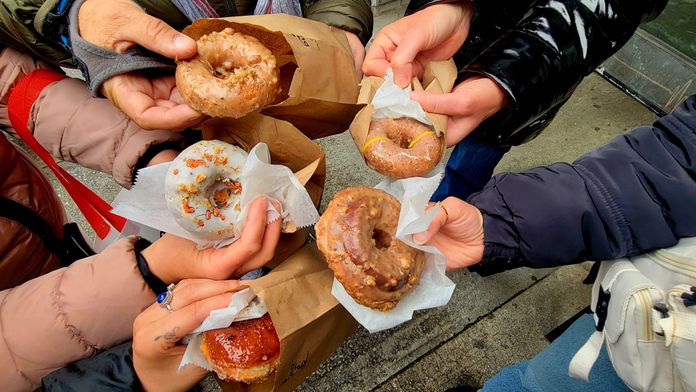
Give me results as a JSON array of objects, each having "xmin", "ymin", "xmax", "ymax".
[
  {"xmin": 217, "ymin": 243, "xmax": 358, "ymax": 392},
  {"xmin": 200, "ymin": 113, "xmax": 325, "ymax": 265},
  {"xmin": 348, "ymin": 60, "xmax": 458, "ymax": 169},
  {"xmin": 183, "ymin": 15, "xmax": 363, "ymax": 139}
]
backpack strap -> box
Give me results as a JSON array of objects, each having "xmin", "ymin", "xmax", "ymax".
[
  {"xmin": 8, "ymin": 69, "xmax": 126, "ymax": 239},
  {"xmin": 569, "ymin": 330, "xmax": 604, "ymax": 381},
  {"xmin": 569, "ymin": 260, "xmax": 636, "ymax": 381},
  {"xmin": 0, "ymin": 196, "xmax": 67, "ymax": 262}
]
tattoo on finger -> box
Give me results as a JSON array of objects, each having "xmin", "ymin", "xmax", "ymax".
[{"xmin": 154, "ymin": 326, "xmax": 180, "ymax": 342}]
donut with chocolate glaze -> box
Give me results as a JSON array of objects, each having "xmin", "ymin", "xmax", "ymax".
[
  {"xmin": 315, "ymin": 186, "xmax": 424, "ymax": 311},
  {"xmin": 363, "ymin": 117, "xmax": 444, "ymax": 179},
  {"xmin": 176, "ymin": 27, "xmax": 280, "ymax": 118},
  {"xmin": 201, "ymin": 313, "xmax": 280, "ymax": 383}
]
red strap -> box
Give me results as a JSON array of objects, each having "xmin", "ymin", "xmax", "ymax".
[{"xmin": 8, "ymin": 69, "xmax": 126, "ymax": 239}]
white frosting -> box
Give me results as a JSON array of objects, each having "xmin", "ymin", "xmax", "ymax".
[{"xmin": 164, "ymin": 140, "xmax": 248, "ymax": 240}]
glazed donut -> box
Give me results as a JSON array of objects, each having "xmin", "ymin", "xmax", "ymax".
[
  {"xmin": 201, "ymin": 313, "xmax": 280, "ymax": 383},
  {"xmin": 176, "ymin": 27, "xmax": 280, "ymax": 118},
  {"xmin": 315, "ymin": 187, "xmax": 425, "ymax": 311},
  {"xmin": 164, "ymin": 140, "xmax": 247, "ymax": 240},
  {"xmin": 363, "ymin": 117, "xmax": 444, "ymax": 179}
]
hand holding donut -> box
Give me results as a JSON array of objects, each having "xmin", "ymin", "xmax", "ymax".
[
  {"xmin": 78, "ymin": 0, "xmax": 204, "ymax": 130},
  {"xmin": 144, "ymin": 197, "xmax": 282, "ymax": 283},
  {"xmin": 411, "ymin": 76, "xmax": 508, "ymax": 147},
  {"xmin": 133, "ymin": 279, "xmax": 244, "ymax": 392},
  {"xmin": 413, "ymin": 197, "xmax": 484, "ymax": 271},
  {"xmin": 362, "ymin": 2, "xmax": 474, "ymax": 87}
]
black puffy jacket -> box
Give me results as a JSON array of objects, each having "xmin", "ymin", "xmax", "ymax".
[{"xmin": 407, "ymin": 0, "xmax": 668, "ymax": 145}]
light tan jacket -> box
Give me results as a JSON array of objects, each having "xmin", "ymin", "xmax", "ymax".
[
  {"xmin": 0, "ymin": 237, "xmax": 155, "ymax": 391},
  {"xmin": 0, "ymin": 47, "xmax": 171, "ymax": 390},
  {"xmin": 0, "ymin": 46, "xmax": 183, "ymax": 187}
]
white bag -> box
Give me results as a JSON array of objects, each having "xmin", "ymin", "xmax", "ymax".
[{"xmin": 569, "ymin": 237, "xmax": 696, "ymax": 392}]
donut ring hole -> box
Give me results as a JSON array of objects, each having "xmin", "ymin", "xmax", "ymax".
[
  {"xmin": 371, "ymin": 228, "xmax": 392, "ymax": 250},
  {"xmin": 210, "ymin": 178, "xmax": 242, "ymax": 209},
  {"xmin": 175, "ymin": 28, "xmax": 279, "ymax": 118},
  {"xmin": 364, "ymin": 118, "xmax": 444, "ymax": 179}
]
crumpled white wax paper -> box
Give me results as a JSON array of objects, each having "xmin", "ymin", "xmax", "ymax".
[
  {"xmin": 331, "ymin": 170, "xmax": 455, "ymax": 333},
  {"xmin": 371, "ymin": 68, "xmax": 442, "ymax": 136},
  {"xmin": 111, "ymin": 143, "xmax": 319, "ymax": 248},
  {"xmin": 178, "ymin": 288, "xmax": 268, "ymax": 371}
]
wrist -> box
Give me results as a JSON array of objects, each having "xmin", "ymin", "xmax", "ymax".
[
  {"xmin": 141, "ymin": 239, "xmax": 179, "ymax": 284},
  {"xmin": 135, "ymin": 238, "xmax": 172, "ymax": 294}
]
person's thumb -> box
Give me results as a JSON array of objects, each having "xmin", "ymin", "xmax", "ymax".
[
  {"xmin": 390, "ymin": 27, "xmax": 428, "ymax": 87},
  {"xmin": 413, "ymin": 205, "xmax": 448, "ymax": 245},
  {"xmin": 411, "ymin": 90, "xmax": 459, "ymax": 116},
  {"xmin": 120, "ymin": 11, "xmax": 197, "ymax": 59}
]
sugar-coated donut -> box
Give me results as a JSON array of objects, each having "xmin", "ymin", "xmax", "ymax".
[
  {"xmin": 315, "ymin": 186, "xmax": 424, "ymax": 311},
  {"xmin": 363, "ymin": 117, "xmax": 444, "ymax": 178},
  {"xmin": 165, "ymin": 140, "xmax": 247, "ymax": 240},
  {"xmin": 201, "ymin": 313, "xmax": 280, "ymax": 383},
  {"xmin": 176, "ymin": 27, "xmax": 280, "ymax": 118}
]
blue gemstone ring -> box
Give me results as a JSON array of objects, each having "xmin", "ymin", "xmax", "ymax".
[{"xmin": 157, "ymin": 283, "xmax": 176, "ymax": 312}]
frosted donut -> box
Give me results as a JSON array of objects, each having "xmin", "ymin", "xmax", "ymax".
[
  {"xmin": 363, "ymin": 117, "xmax": 444, "ymax": 178},
  {"xmin": 201, "ymin": 313, "xmax": 280, "ymax": 383},
  {"xmin": 315, "ymin": 187, "xmax": 425, "ymax": 311},
  {"xmin": 165, "ymin": 140, "xmax": 247, "ymax": 240},
  {"xmin": 176, "ymin": 27, "xmax": 280, "ymax": 118}
]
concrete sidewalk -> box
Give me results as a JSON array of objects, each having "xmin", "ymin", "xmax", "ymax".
[{"xmin": 12, "ymin": 2, "xmax": 657, "ymax": 391}]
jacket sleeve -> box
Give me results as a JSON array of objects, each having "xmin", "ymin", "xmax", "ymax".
[
  {"xmin": 0, "ymin": 237, "xmax": 155, "ymax": 392},
  {"xmin": 0, "ymin": 0, "xmax": 73, "ymax": 66},
  {"xmin": 0, "ymin": 46, "xmax": 184, "ymax": 188},
  {"xmin": 303, "ymin": 0, "xmax": 373, "ymax": 44},
  {"xmin": 461, "ymin": 0, "xmax": 667, "ymax": 145},
  {"xmin": 467, "ymin": 95, "xmax": 696, "ymax": 275},
  {"xmin": 41, "ymin": 342, "xmax": 144, "ymax": 392}
]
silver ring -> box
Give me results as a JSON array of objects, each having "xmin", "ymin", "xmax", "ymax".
[{"xmin": 157, "ymin": 283, "xmax": 176, "ymax": 312}]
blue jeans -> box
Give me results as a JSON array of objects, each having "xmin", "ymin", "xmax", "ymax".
[
  {"xmin": 431, "ymin": 134, "xmax": 510, "ymax": 202},
  {"xmin": 480, "ymin": 314, "xmax": 630, "ymax": 392}
]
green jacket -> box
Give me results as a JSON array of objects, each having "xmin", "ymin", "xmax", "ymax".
[{"xmin": 0, "ymin": 0, "xmax": 372, "ymax": 67}]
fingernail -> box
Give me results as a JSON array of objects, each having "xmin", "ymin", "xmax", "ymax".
[
  {"xmin": 267, "ymin": 199, "xmax": 281, "ymax": 213},
  {"xmin": 173, "ymin": 34, "xmax": 194, "ymax": 50},
  {"xmin": 413, "ymin": 233, "xmax": 427, "ymax": 245}
]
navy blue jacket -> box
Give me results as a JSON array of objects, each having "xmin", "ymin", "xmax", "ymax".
[{"xmin": 469, "ymin": 95, "xmax": 696, "ymax": 275}]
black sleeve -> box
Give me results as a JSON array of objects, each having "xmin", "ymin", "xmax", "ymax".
[
  {"xmin": 461, "ymin": 0, "xmax": 668, "ymax": 145},
  {"xmin": 41, "ymin": 342, "xmax": 144, "ymax": 392},
  {"xmin": 467, "ymin": 95, "xmax": 696, "ymax": 275}
]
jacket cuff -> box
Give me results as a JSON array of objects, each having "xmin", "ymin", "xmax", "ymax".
[
  {"xmin": 305, "ymin": 0, "xmax": 374, "ymax": 44},
  {"xmin": 468, "ymin": 242, "xmax": 524, "ymax": 276},
  {"xmin": 466, "ymin": 177, "xmax": 526, "ymax": 275},
  {"xmin": 67, "ymin": 0, "xmax": 173, "ymax": 95}
]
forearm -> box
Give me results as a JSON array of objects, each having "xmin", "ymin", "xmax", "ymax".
[
  {"xmin": 467, "ymin": 96, "xmax": 696, "ymax": 275},
  {"xmin": 0, "ymin": 238, "xmax": 153, "ymax": 390}
]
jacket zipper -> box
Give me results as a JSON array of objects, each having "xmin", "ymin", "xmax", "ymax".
[
  {"xmin": 637, "ymin": 290, "xmax": 653, "ymax": 341},
  {"xmin": 650, "ymin": 250, "xmax": 696, "ymax": 276}
]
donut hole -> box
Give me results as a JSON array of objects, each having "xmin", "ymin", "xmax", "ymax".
[
  {"xmin": 372, "ymin": 229, "xmax": 392, "ymax": 250},
  {"xmin": 210, "ymin": 179, "xmax": 242, "ymax": 208}
]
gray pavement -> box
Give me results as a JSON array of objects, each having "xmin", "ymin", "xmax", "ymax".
[{"xmin": 7, "ymin": 2, "xmax": 659, "ymax": 391}]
